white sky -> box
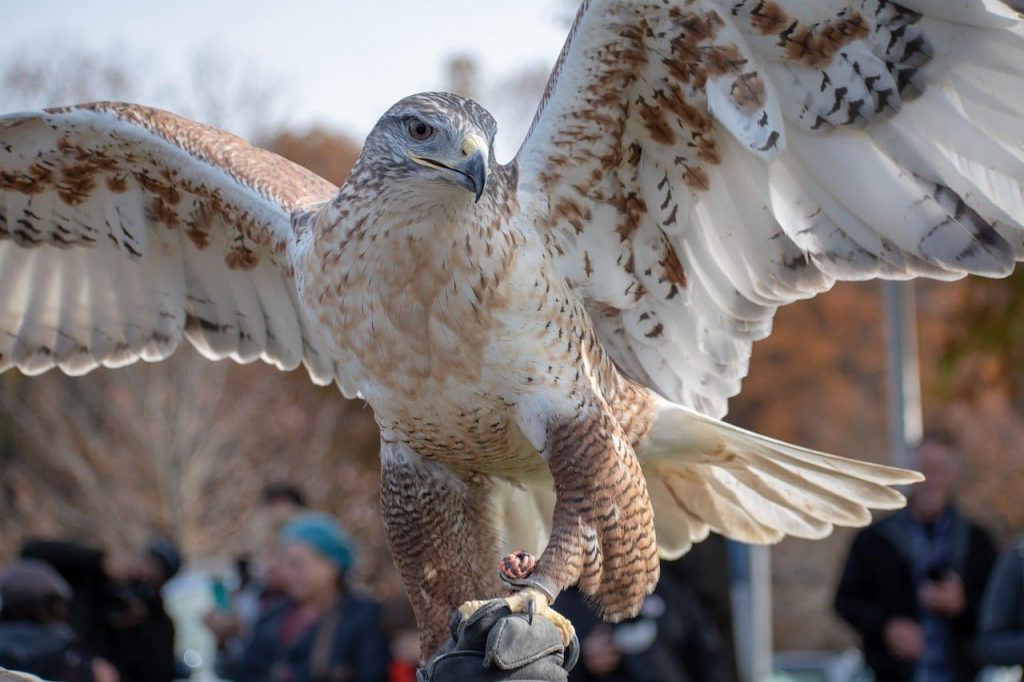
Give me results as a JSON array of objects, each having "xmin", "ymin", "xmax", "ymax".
[{"xmin": 1, "ymin": 1, "xmax": 569, "ymax": 159}]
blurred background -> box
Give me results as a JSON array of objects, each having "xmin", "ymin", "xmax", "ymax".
[{"xmin": 1, "ymin": 2, "xmax": 1023, "ymax": 680}]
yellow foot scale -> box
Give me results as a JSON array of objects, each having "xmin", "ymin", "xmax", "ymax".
[{"xmin": 456, "ymin": 549, "xmax": 576, "ymax": 647}]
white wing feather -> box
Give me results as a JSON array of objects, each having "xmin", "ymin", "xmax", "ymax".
[
  {"xmin": 515, "ymin": 0, "xmax": 1023, "ymax": 555},
  {"xmin": 518, "ymin": 0, "xmax": 1024, "ymax": 417},
  {"xmin": 0, "ymin": 103, "xmax": 341, "ymax": 385}
]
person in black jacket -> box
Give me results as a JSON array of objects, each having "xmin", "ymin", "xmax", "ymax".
[
  {"xmin": 20, "ymin": 538, "xmax": 180, "ymax": 682},
  {"xmin": 834, "ymin": 434, "xmax": 998, "ymax": 682},
  {"xmin": 224, "ymin": 512, "xmax": 389, "ymax": 682}
]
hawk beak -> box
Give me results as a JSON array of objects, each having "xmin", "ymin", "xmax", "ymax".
[
  {"xmin": 457, "ymin": 135, "xmax": 489, "ymax": 204},
  {"xmin": 409, "ymin": 134, "xmax": 489, "ymax": 203}
]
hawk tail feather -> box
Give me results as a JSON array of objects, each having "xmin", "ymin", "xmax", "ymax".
[{"xmin": 639, "ymin": 401, "xmax": 922, "ymax": 559}]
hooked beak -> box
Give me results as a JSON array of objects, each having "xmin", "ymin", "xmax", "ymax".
[{"xmin": 410, "ymin": 133, "xmax": 489, "ymax": 203}]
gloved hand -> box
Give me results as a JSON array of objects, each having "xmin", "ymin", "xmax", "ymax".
[{"xmin": 418, "ymin": 599, "xmax": 580, "ymax": 681}]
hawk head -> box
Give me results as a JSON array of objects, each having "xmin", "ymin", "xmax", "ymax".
[{"xmin": 363, "ymin": 92, "xmax": 497, "ymax": 204}]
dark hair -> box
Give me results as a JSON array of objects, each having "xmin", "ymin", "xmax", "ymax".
[{"xmin": 260, "ymin": 484, "xmax": 307, "ymax": 508}]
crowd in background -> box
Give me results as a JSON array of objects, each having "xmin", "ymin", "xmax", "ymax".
[
  {"xmin": 0, "ymin": 481, "xmax": 733, "ymax": 682},
  {"xmin": 834, "ymin": 431, "xmax": 1024, "ymax": 681},
  {"xmin": 200, "ymin": 485, "xmax": 391, "ymax": 682},
  {"xmin": 1, "ymin": 433, "xmax": 1023, "ymax": 681},
  {"xmin": 0, "ymin": 536, "xmax": 180, "ymax": 681}
]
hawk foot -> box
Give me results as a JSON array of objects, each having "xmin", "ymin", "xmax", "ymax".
[
  {"xmin": 457, "ymin": 586, "xmax": 576, "ymax": 648},
  {"xmin": 500, "ymin": 549, "xmax": 538, "ymax": 583}
]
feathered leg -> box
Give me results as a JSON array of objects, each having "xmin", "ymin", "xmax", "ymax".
[
  {"xmin": 380, "ymin": 441, "xmax": 503, "ymax": 659},
  {"xmin": 458, "ymin": 405, "xmax": 661, "ymax": 644},
  {"xmin": 536, "ymin": 408, "xmax": 660, "ymax": 614}
]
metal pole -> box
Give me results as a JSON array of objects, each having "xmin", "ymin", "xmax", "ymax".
[
  {"xmin": 749, "ymin": 545, "xmax": 773, "ymax": 681},
  {"xmin": 728, "ymin": 541, "xmax": 773, "ymax": 681},
  {"xmin": 882, "ymin": 281, "xmax": 923, "ymax": 469}
]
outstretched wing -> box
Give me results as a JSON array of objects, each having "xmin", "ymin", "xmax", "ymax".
[
  {"xmin": 0, "ymin": 103, "xmax": 342, "ymax": 384},
  {"xmin": 516, "ymin": 0, "xmax": 1024, "ymax": 418}
]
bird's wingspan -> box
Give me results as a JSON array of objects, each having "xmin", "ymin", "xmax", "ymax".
[
  {"xmin": 515, "ymin": 0, "xmax": 1024, "ymax": 418},
  {"xmin": 0, "ymin": 102, "xmax": 341, "ymax": 384}
]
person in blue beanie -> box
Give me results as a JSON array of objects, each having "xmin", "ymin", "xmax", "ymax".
[{"xmin": 225, "ymin": 512, "xmax": 390, "ymax": 682}]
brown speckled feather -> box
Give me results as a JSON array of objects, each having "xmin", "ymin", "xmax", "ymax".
[
  {"xmin": 0, "ymin": 103, "xmax": 339, "ymax": 380},
  {"xmin": 517, "ymin": 0, "xmax": 1024, "ymax": 418}
]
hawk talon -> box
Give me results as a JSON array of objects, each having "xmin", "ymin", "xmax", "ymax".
[
  {"xmin": 500, "ymin": 574, "xmax": 556, "ymax": 603},
  {"xmin": 456, "ymin": 587, "xmax": 575, "ymax": 648}
]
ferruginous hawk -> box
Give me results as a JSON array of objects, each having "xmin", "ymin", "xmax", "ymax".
[{"xmin": 2, "ymin": 0, "xmax": 1023, "ymax": 658}]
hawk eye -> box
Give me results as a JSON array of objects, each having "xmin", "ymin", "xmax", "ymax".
[{"xmin": 407, "ymin": 119, "xmax": 434, "ymax": 141}]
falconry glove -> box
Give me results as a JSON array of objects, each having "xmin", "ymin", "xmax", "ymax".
[{"xmin": 418, "ymin": 599, "xmax": 579, "ymax": 682}]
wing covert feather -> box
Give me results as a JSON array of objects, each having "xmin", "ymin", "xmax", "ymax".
[
  {"xmin": 516, "ymin": 0, "xmax": 1024, "ymax": 417},
  {"xmin": 0, "ymin": 103, "xmax": 342, "ymax": 385}
]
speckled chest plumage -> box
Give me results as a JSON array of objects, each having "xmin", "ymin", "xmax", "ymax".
[{"xmin": 296, "ymin": 166, "xmax": 599, "ymax": 479}]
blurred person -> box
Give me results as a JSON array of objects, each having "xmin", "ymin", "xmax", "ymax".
[
  {"xmin": 204, "ymin": 483, "xmax": 307, "ymax": 673},
  {"xmin": 381, "ymin": 597, "xmax": 419, "ymax": 682},
  {"xmin": 20, "ymin": 538, "xmax": 180, "ymax": 682},
  {"xmin": 225, "ymin": 512, "xmax": 389, "ymax": 682},
  {"xmin": 834, "ymin": 433, "xmax": 998, "ymax": 682},
  {"xmin": 554, "ymin": 558, "xmax": 728, "ymax": 682},
  {"xmin": 259, "ymin": 483, "xmax": 308, "ymax": 527},
  {"xmin": 974, "ymin": 533, "xmax": 1024, "ymax": 667},
  {"xmin": 0, "ymin": 559, "xmax": 118, "ymax": 682}
]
